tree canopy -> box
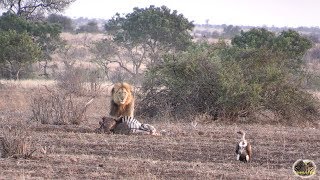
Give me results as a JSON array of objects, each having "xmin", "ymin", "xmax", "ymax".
[
  {"xmin": 47, "ymin": 14, "xmax": 74, "ymax": 32},
  {"xmin": 1, "ymin": 0, "xmax": 75, "ymax": 19},
  {"xmin": 231, "ymin": 28, "xmax": 312, "ymax": 71},
  {"xmin": 92, "ymin": 5, "xmax": 194, "ymax": 84},
  {"xmin": 232, "ymin": 28, "xmax": 275, "ymax": 49},
  {"xmin": 0, "ymin": 30, "xmax": 41, "ymax": 79},
  {"xmin": 105, "ymin": 5, "xmax": 194, "ymax": 54},
  {"xmin": 0, "ymin": 12, "xmax": 63, "ymax": 79}
]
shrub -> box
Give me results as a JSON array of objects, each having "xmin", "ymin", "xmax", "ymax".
[
  {"xmin": 56, "ymin": 65, "xmax": 103, "ymax": 96},
  {"xmin": 32, "ymin": 64, "xmax": 99, "ymax": 125},
  {"xmin": 139, "ymin": 33, "xmax": 319, "ymax": 124},
  {"xmin": 31, "ymin": 87, "xmax": 94, "ymax": 125},
  {"xmin": 138, "ymin": 43, "xmax": 222, "ymax": 118},
  {"xmin": 0, "ymin": 125, "xmax": 35, "ymax": 159}
]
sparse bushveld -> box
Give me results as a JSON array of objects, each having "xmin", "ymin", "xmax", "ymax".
[{"xmin": 1, "ymin": 2, "xmax": 320, "ymax": 179}]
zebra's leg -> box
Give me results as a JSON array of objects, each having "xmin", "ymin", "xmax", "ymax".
[
  {"xmin": 132, "ymin": 129, "xmax": 151, "ymax": 135},
  {"xmin": 141, "ymin": 124, "xmax": 160, "ymax": 135}
]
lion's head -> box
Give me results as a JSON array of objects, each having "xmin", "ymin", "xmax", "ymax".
[
  {"xmin": 95, "ymin": 116, "xmax": 118, "ymax": 134},
  {"xmin": 112, "ymin": 82, "xmax": 133, "ymax": 105}
]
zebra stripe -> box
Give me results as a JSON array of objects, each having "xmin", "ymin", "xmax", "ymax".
[{"xmin": 120, "ymin": 116, "xmax": 143, "ymax": 133}]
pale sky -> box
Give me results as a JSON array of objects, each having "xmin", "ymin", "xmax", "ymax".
[{"xmin": 64, "ymin": 0, "xmax": 320, "ymax": 27}]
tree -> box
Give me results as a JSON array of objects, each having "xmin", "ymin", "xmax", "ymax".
[
  {"xmin": 227, "ymin": 29, "xmax": 314, "ymax": 121},
  {"xmin": 1, "ymin": 0, "xmax": 75, "ymax": 19},
  {"xmin": 106, "ymin": 5, "xmax": 194, "ymax": 55},
  {"xmin": 47, "ymin": 14, "xmax": 74, "ymax": 32},
  {"xmin": 232, "ymin": 28, "xmax": 312, "ymax": 71},
  {"xmin": 92, "ymin": 5, "xmax": 194, "ymax": 84},
  {"xmin": 274, "ymin": 29, "xmax": 312, "ymax": 59},
  {"xmin": 222, "ymin": 25, "xmax": 241, "ymax": 38},
  {"xmin": 33, "ymin": 21, "xmax": 64, "ymax": 78},
  {"xmin": 0, "ymin": 12, "xmax": 63, "ymax": 78},
  {"xmin": 232, "ymin": 28, "xmax": 275, "ymax": 49},
  {"xmin": 0, "ymin": 30, "xmax": 41, "ymax": 79},
  {"xmin": 76, "ymin": 21, "xmax": 100, "ymax": 33}
]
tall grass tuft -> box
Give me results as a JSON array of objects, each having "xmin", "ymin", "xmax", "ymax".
[{"xmin": 0, "ymin": 125, "xmax": 35, "ymax": 159}]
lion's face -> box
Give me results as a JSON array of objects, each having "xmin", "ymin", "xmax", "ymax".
[
  {"xmin": 113, "ymin": 87, "xmax": 129, "ymax": 105},
  {"xmin": 112, "ymin": 83, "xmax": 132, "ymax": 105}
]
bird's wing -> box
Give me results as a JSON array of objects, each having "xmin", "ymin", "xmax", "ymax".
[{"xmin": 235, "ymin": 143, "xmax": 240, "ymax": 154}]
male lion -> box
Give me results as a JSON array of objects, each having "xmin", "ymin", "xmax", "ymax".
[{"xmin": 109, "ymin": 82, "xmax": 134, "ymax": 117}]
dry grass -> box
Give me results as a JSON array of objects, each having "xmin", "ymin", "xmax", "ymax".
[
  {"xmin": 30, "ymin": 89, "xmax": 94, "ymax": 125},
  {"xmin": 0, "ymin": 79, "xmax": 55, "ymax": 88},
  {"xmin": 0, "ymin": 81, "xmax": 319, "ymax": 179},
  {"xmin": 0, "ymin": 125, "xmax": 36, "ymax": 159}
]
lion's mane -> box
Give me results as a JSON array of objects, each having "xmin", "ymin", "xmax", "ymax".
[{"xmin": 109, "ymin": 82, "xmax": 134, "ymax": 117}]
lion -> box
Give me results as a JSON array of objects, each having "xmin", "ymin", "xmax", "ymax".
[
  {"xmin": 95, "ymin": 116, "xmax": 130, "ymax": 134},
  {"xmin": 95, "ymin": 116, "xmax": 117, "ymax": 134},
  {"xmin": 109, "ymin": 82, "xmax": 135, "ymax": 118}
]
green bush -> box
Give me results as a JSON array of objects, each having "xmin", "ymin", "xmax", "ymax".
[
  {"xmin": 138, "ymin": 43, "xmax": 220, "ymax": 118},
  {"xmin": 138, "ymin": 29, "xmax": 319, "ymax": 123}
]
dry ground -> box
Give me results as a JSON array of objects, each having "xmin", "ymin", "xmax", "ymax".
[{"xmin": 0, "ymin": 81, "xmax": 319, "ymax": 179}]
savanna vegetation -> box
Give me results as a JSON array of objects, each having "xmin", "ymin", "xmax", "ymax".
[
  {"xmin": 139, "ymin": 28, "xmax": 318, "ymax": 124},
  {"xmin": 0, "ymin": 2, "xmax": 320, "ymax": 179}
]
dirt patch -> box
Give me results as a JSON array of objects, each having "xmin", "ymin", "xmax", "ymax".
[
  {"xmin": 0, "ymin": 82, "xmax": 319, "ymax": 179},
  {"xmin": 1, "ymin": 118, "xmax": 319, "ymax": 179}
]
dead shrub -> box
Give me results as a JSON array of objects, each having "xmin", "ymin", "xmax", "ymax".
[
  {"xmin": 56, "ymin": 66, "xmax": 86, "ymax": 95},
  {"xmin": 56, "ymin": 66, "xmax": 103, "ymax": 96},
  {"xmin": 31, "ymin": 87, "xmax": 94, "ymax": 125},
  {"xmin": 0, "ymin": 125, "xmax": 35, "ymax": 159}
]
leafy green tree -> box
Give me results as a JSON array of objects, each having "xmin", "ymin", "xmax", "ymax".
[
  {"xmin": 0, "ymin": 13, "xmax": 63, "ymax": 78},
  {"xmin": 47, "ymin": 14, "xmax": 74, "ymax": 32},
  {"xmin": 232, "ymin": 28, "xmax": 312, "ymax": 71},
  {"xmin": 0, "ymin": 0, "xmax": 73, "ymax": 79},
  {"xmin": 222, "ymin": 25, "xmax": 241, "ymax": 38},
  {"xmin": 106, "ymin": 5, "xmax": 194, "ymax": 52},
  {"xmin": 1, "ymin": 0, "xmax": 75, "ymax": 19},
  {"xmin": 0, "ymin": 12, "xmax": 30, "ymax": 32},
  {"xmin": 274, "ymin": 29, "xmax": 312, "ymax": 59},
  {"xmin": 92, "ymin": 5, "xmax": 194, "ymax": 84},
  {"xmin": 232, "ymin": 28, "xmax": 275, "ymax": 49},
  {"xmin": 0, "ymin": 30, "xmax": 41, "ymax": 79},
  {"xmin": 226, "ymin": 29, "xmax": 314, "ymax": 121}
]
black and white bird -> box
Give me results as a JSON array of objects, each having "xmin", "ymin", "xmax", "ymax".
[{"xmin": 235, "ymin": 130, "xmax": 252, "ymax": 163}]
